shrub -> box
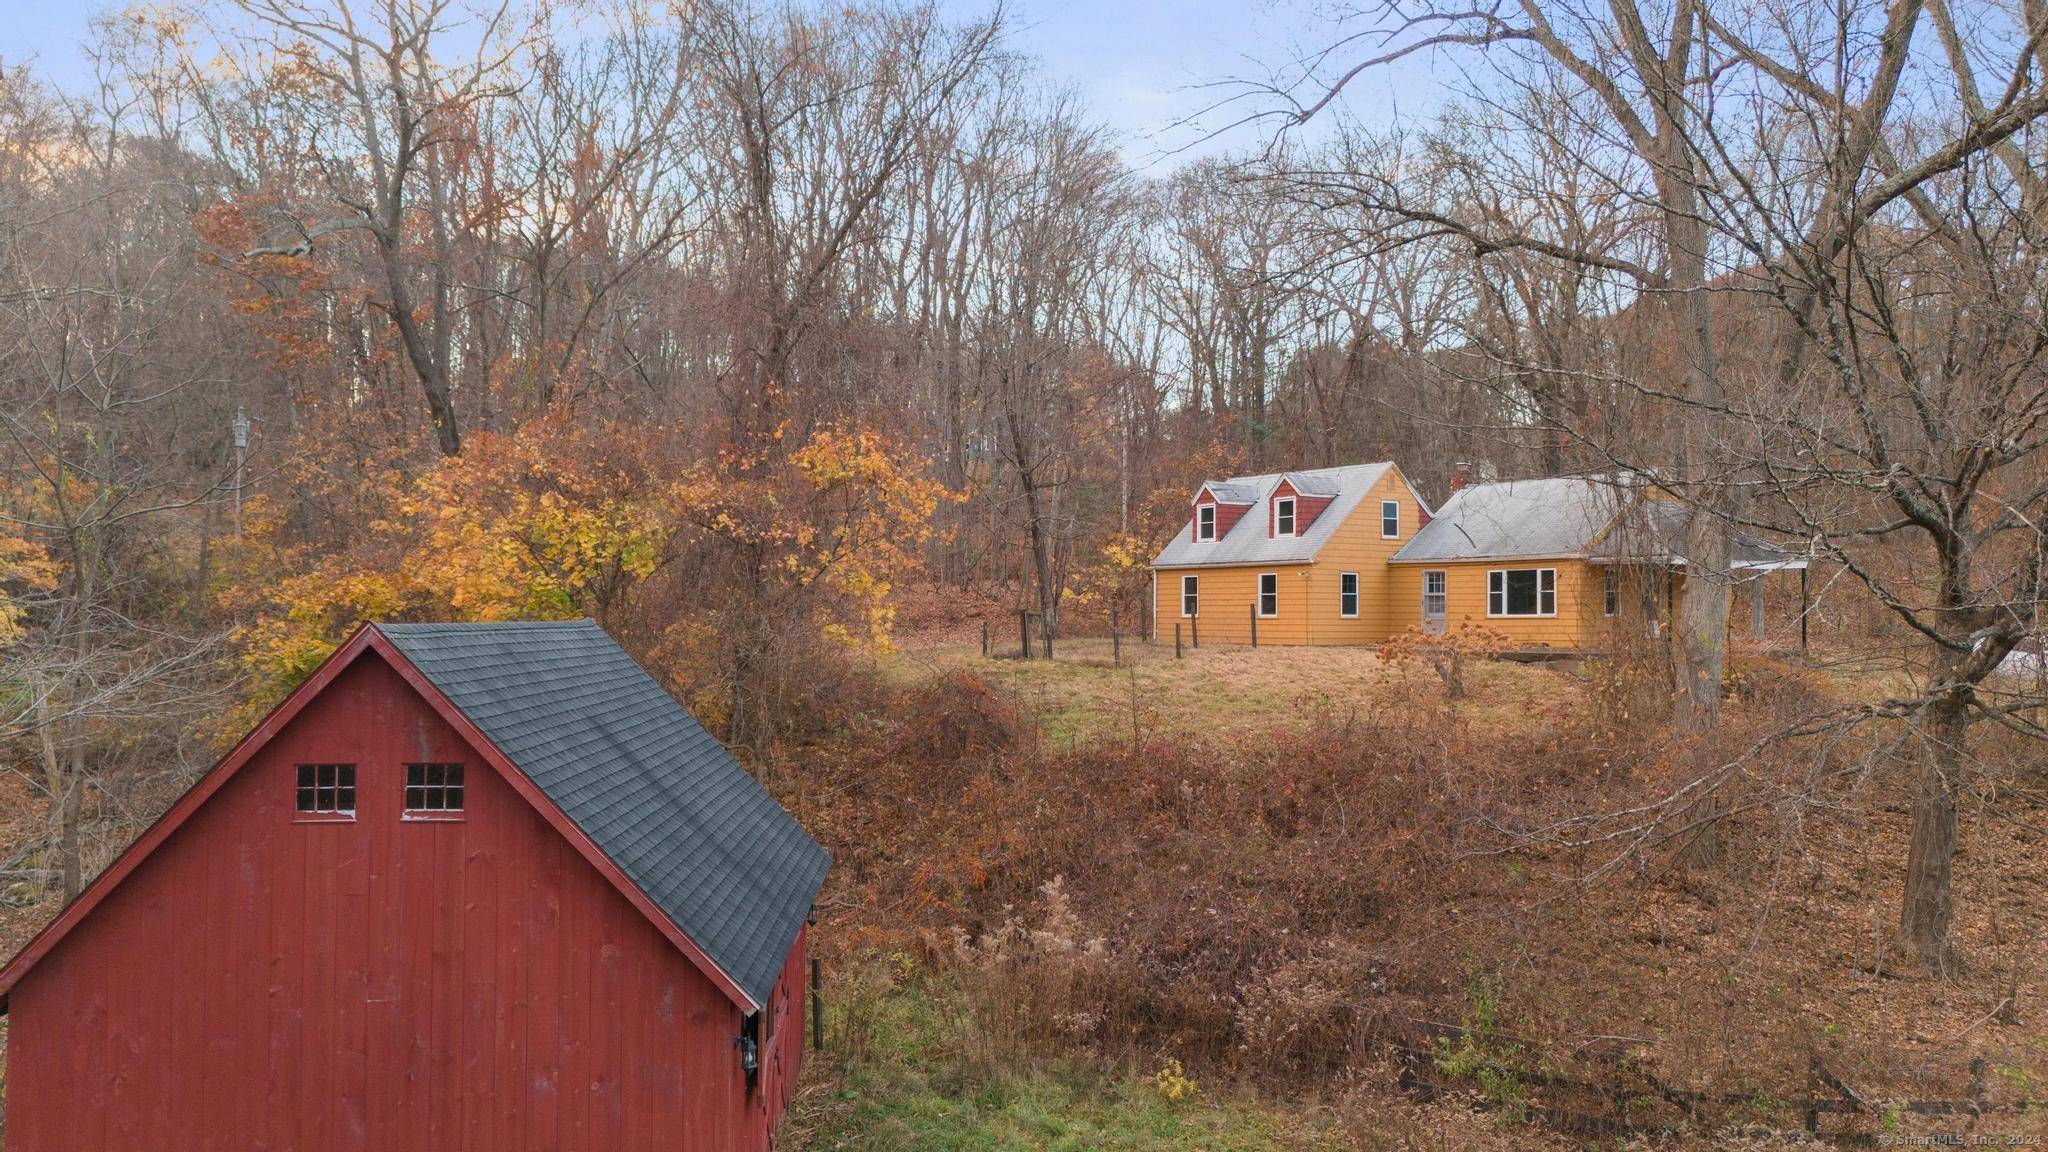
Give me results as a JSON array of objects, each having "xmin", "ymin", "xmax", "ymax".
[
  {"xmin": 893, "ymin": 670, "xmax": 1023, "ymax": 764},
  {"xmin": 1380, "ymin": 621, "xmax": 1513, "ymax": 699}
]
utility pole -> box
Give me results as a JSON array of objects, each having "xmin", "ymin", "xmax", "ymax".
[{"xmin": 231, "ymin": 406, "xmax": 250, "ymax": 538}]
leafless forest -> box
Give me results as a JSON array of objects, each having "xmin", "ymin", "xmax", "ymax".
[{"xmin": 6, "ymin": 0, "xmax": 2048, "ymax": 1142}]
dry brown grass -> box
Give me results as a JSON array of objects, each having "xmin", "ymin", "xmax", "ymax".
[
  {"xmin": 798, "ymin": 641, "xmax": 2048, "ymax": 1145},
  {"xmin": 878, "ymin": 637, "xmax": 1573, "ymax": 749}
]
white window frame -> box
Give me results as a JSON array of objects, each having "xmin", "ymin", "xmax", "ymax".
[
  {"xmin": 1422, "ymin": 570, "xmax": 1448, "ymax": 622},
  {"xmin": 1488, "ymin": 567, "xmax": 1557, "ymax": 617},
  {"xmin": 1257, "ymin": 572, "xmax": 1279, "ymax": 617},
  {"xmin": 1275, "ymin": 496, "xmax": 1296, "ymax": 537},
  {"xmin": 1380, "ymin": 499, "xmax": 1400, "ymax": 538},
  {"xmin": 1196, "ymin": 503, "xmax": 1216, "ymax": 541},
  {"xmin": 1339, "ymin": 572, "xmax": 1359, "ymax": 618},
  {"xmin": 1181, "ymin": 574, "xmax": 1199, "ymax": 618},
  {"xmin": 1602, "ymin": 567, "xmax": 1619, "ymax": 617}
]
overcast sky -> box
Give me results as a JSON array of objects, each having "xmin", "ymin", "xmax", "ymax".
[{"xmin": 3, "ymin": 0, "xmax": 1419, "ymax": 168}]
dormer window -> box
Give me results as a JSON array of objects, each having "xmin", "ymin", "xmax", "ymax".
[
  {"xmin": 1196, "ymin": 504, "xmax": 1216, "ymax": 541},
  {"xmin": 1275, "ymin": 497, "xmax": 1296, "ymax": 537}
]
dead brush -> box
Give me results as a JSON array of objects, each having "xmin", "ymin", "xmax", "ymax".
[
  {"xmin": 1232, "ymin": 949, "xmax": 1359, "ymax": 1076},
  {"xmin": 891, "ymin": 668, "xmax": 1024, "ymax": 765},
  {"xmin": 1379, "ymin": 622, "xmax": 1513, "ymax": 699},
  {"xmin": 947, "ymin": 875, "xmax": 1112, "ymax": 1069}
]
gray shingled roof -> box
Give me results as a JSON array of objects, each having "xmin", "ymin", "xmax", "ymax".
[
  {"xmin": 1153, "ymin": 462, "xmax": 1406, "ymax": 569},
  {"xmin": 1281, "ymin": 471, "xmax": 1342, "ymax": 497},
  {"xmin": 376, "ymin": 621, "xmax": 828, "ymax": 1010},
  {"xmin": 1202, "ymin": 481, "xmax": 1261, "ymax": 504},
  {"xmin": 1393, "ymin": 477, "xmax": 1807, "ymax": 568},
  {"xmin": 1390, "ymin": 477, "xmax": 1615, "ymax": 563}
]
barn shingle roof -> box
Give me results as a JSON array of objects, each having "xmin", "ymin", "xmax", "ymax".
[{"xmin": 377, "ymin": 620, "xmax": 828, "ymax": 1010}]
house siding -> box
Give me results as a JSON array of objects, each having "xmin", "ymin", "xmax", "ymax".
[
  {"xmin": 1153, "ymin": 563, "xmax": 1312, "ymax": 645},
  {"xmin": 1388, "ymin": 559, "xmax": 1597, "ymax": 648},
  {"xmin": 1300, "ymin": 467, "xmax": 1426, "ymax": 644}
]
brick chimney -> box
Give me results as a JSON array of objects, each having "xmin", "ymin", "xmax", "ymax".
[{"xmin": 1450, "ymin": 461, "xmax": 1472, "ymax": 495}]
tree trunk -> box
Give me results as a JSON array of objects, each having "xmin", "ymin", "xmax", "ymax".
[
  {"xmin": 1675, "ymin": 508, "xmax": 1731, "ymax": 733},
  {"xmin": 1662, "ymin": 200, "xmax": 1729, "ymax": 735},
  {"xmin": 1020, "ymin": 468, "xmax": 1059, "ymax": 641},
  {"xmin": 382, "ymin": 250, "xmax": 463, "ymax": 457},
  {"xmin": 33, "ymin": 670, "xmax": 83, "ymax": 901},
  {"xmin": 1898, "ymin": 699, "xmax": 1967, "ymax": 973}
]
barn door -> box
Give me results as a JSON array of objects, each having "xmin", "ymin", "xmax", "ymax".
[{"xmin": 1422, "ymin": 570, "xmax": 1447, "ymax": 633}]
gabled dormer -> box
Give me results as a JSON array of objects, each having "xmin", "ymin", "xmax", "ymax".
[
  {"xmin": 1268, "ymin": 473, "xmax": 1339, "ymax": 538},
  {"xmin": 1191, "ymin": 481, "xmax": 1257, "ymax": 542}
]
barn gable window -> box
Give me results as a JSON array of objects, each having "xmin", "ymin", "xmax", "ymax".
[
  {"xmin": 1381, "ymin": 500, "xmax": 1401, "ymax": 538},
  {"xmin": 404, "ymin": 762, "xmax": 465, "ymax": 816},
  {"xmin": 294, "ymin": 763, "xmax": 356, "ymax": 818}
]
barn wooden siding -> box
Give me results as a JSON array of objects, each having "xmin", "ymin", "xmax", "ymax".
[{"xmin": 4, "ymin": 652, "xmax": 799, "ymax": 1152}]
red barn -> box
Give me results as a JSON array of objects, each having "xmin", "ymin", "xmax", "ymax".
[{"xmin": 0, "ymin": 621, "xmax": 829, "ymax": 1152}]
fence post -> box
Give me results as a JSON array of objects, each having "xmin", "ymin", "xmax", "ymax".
[
  {"xmin": 981, "ymin": 620, "xmax": 989, "ymax": 658},
  {"xmin": 1191, "ymin": 617, "xmax": 1198, "ymax": 649},
  {"xmin": 1250, "ymin": 602, "xmax": 1258, "ymax": 648},
  {"xmin": 811, "ymin": 956, "xmax": 823, "ymax": 1052},
  {"xmin": 1175, "ymin": 622, "xmax": 1183, "ymax": 659},
  {"xmin": 1018, "ymin": 609, "xmax": 1032, "ymax": 659},
  {"xmin": 1111, "ymin": 605, "xmax": 1121, "ymax": 667}
]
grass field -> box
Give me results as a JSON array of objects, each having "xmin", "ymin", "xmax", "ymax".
[
  {"xmin": 881, "ymin": 637, "xmax": 1577, "ymax": 748},
  {"xmin": 787, "ymin": 984, "xmax": 1347, "ymax": 1152}
]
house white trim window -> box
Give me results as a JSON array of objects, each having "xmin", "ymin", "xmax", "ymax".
[
  {"xmin": 1257, "ymin": 572, "xmax": 1279, "ymax": 617},
  {"xmin": 1181, "ymin": 574, "xmax": 1199, "ymax": 617},
  {"xmin": 1340, "ymin": 572, "xmax": 1359, "ymax": 618},
  {"xmin": 1602, "ymin": 567, "xmax": 1620, "ymax": 616},
  {"xmin": 1196, "ymin": 504, "xmax": 1216, "ymax": 541},
  {"xmin": 1275, "ymin": 496, "xmax": 1296, "ymax": 537},
  {"xmin": 1422, "ymin": 570, "xmax": 1448, "ymax": 627},
  {"xmin": 1380, "ymin": 500, "xmax": 1400, "ymax": 538},
  {"xmin": 1488, "ymin": 567, "xmax": 1557, "ymax": 617}
]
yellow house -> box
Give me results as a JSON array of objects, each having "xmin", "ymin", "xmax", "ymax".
[
  {"xmin": 1148, "ymin": 462, "xmax": 1434, "ymax": 645},
  {"xmin": 1385, "ymin": 475, "xmax": 1807, "ymax": 650},
  {"xmin": 1152, "ymin": 467, "xmax": 1808, "ymax": 651}
]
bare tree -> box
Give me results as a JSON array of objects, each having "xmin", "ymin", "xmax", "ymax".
[
  {"xmin": 0, "ymin": 63, "xmax": 232, "ymax": 898},
  {"xmin": 215, "ymin": 0, "xmax": 538, "ymax": 456},
  {"xmin": 1271, "ymin": 0, "xmax": 2048, "ymax": 969}
]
